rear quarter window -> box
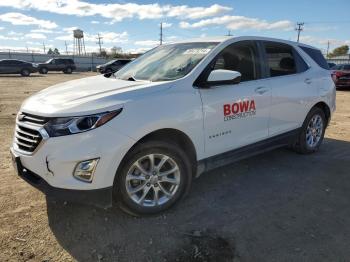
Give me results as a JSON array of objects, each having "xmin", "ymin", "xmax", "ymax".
[{"xmin": 299, "ymin": 46, "xmax": 329, "ymax": 70}]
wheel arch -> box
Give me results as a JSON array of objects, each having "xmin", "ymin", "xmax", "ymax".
[
  {"xmin": 116, "ymin": 128, "xmax": 198, "ymax": 181},
  {"xmin": 312, "ymin": 101, "xmax": 331, "ymax": 126}
]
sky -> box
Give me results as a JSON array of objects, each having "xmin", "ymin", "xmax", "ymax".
[{"xmin": 0, "ymin": 0, "xmax": 349, "ymax": 54}]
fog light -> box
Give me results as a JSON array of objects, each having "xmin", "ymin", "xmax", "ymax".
[{"xmin": 73, "ymin": 158, "xmax": 99, "ymax": 183}]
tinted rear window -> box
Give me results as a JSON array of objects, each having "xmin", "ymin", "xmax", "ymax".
[{"xmin": 299, "ymin": 46, "xmax": 329, "ymax": 70}]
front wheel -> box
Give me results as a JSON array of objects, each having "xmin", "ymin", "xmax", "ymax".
[
  {"xmin": 293, "ymin": 107, "xmax": 326, "ymax": 154},
  {"xmin": 114, "ymin": 141, "xmax": 192, "ymax": 216},
  {"xmin": 40, "ymin": 67, "xmax": 48, "ymax": 74}
]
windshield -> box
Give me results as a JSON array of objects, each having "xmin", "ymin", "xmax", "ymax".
[{"xmin": 115, "ymin": 42, "xmax": 218, "ymax": 81}]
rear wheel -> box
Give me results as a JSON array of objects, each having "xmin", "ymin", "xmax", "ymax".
[
  {"xmin": 114, "ymin": 141, "xmax": 192, "ymax": 216},
  {"xmin": 20, "ymin": 69, "xmax": 30, "ymax": 77},
  {"xmin": 64, "ymin": 67, "xmax": 72, "ymax": 74},
  {"xmin": 293, "ymin": 107, "xmax": 326, "ymax": 154}
]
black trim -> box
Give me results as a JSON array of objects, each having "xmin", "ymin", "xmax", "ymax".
[
  {"xmin": 199, "ymin": 128, "xmax": 300, "ymax": 172},
  {"xmin": 12, "ymin": 155, "xmax": 112, "ymax": 208}
]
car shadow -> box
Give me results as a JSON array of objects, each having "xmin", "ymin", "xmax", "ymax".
[{"xmin": 46, "ymin": 137, "xmax": 350, "ymax": 261}]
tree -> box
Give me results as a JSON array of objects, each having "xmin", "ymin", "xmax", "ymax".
[
  {"xmin": 328, "ymin": 45, "xmax": 349, "ymax": 58},
  {"xmin": 47, "ymin": 48, "xmax": 60, "ymax": 55},
  {"xmin": 110, "ymin": 46, "xmax": 122, "ymax": 55},
  {"xmin": 100, "ymin": 49, "xmax": 107, "ymax": 57},
  {"xmin": 53, "ymin": 48, "xmax": 60, "ymax": 55}
]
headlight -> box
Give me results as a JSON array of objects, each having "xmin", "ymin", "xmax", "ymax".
[{"xmin": 44, "ymin": 109, "xmax": 122, "ymax": 137}]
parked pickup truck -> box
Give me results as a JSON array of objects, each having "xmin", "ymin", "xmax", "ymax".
[{"xmin": 11, "ymin": 36, "xmax": 335, "ymax": 216}]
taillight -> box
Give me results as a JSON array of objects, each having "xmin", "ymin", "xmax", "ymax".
[{"xmin": 335, "ymin": 71, "xmax": 344, "ymax": 78}]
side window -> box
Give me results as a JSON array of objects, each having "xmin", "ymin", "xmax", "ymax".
[
  {"xmin": 211, "ymin": 41, "xmax": 259, "ymax": 82},
  {"xmin": 264, "ymin": 42, "xmax": 301, "ymax": 77},
  {"xmin": 343, "ymin": 65, "xmax": 350, "ymax": 70},
  {"xmin": 299, "ymin": 46, "xmax": 329, "ymax": 70}
]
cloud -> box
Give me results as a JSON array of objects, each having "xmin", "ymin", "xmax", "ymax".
[
  {"xmin": 167, "ymin": 4, "xmax": 232, "ymax": 20},
  {"xmin": 299, "ymin": 35, "xmax": 350, "ymax": 47},
  {"xmin": 179, "ymin": 16, "xmax": 293, "ymax": 31},
  {"xmin": 25, "ymin": 33, "xmax": 47, "ymax": 39},
  {"xmin": 0, "ymin": 1, "xmax": 231, "ymax": 22},
  {"xmin": 162, "ymin": 22, "xmax": 172, "ymax": 28},
  {"xmin": 0, "ymin": 26, "xmax": 4, "ymax": 30},
  {"xmin": 0, "ymin": 12, "xmax": 57, "ymax": 29},
  {"xmin": 0, "ymin": 35, "xmax": 22, "ymax": 41},
  {"xmin": 56, "ymin": 31, "xmax": 128, "ymax": 44},
  {"xmin": 30, "ymin": 28, "xmax": 54, "ymax": 34},
  {"xmin": 91, "ymin": 20, "xmax": 100, "ymax": 24},
  {"xmin": 134, "ymin": 40, "xmax": 159, "ymax": 47}
]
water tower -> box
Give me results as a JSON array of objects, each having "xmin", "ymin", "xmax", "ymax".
[{"xmin": 73, "ymin": 29, "xmax": 86, "ymax": 55}]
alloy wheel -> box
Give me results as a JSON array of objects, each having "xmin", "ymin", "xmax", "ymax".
[
  {"xmin": 306, "ymin": 114, "xmax": 323, "ymax": 148},
  {"xmin": 125, "ymin": 153, "xmax": 180, "ymax": 207}
]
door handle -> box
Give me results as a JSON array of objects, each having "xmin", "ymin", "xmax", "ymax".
[
  {"xmin": 304, "ymin": 78, "xmax": 312, "ymax": 84},
  {"xmin": 255, "ymin": 86, "xmax": 269, "ymax": 95}
]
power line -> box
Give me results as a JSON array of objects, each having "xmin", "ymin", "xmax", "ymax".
[
  {"xmin": 160, "ymin": 22, "xmax": 163, "ymax": 45},
  {"xmin": 96, "ymin": 33, "xmax": 103, "ymax": 54},
  {"xmin": 295, "ymin": 22, "xmax": 304, "ymax": 42}
]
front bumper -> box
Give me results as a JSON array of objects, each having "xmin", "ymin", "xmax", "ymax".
[
  {"xmin": 11, "ymin": 150, "xmax": 113, "ymax": 208},
  {"xmin": 11, "ymin": 122, "xmax": 136, "ymax": 207}
]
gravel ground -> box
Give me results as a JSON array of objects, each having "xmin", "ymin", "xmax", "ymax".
[{"xmin": 0, "ymin": 72, "xmax": 349, "ymax": 262}]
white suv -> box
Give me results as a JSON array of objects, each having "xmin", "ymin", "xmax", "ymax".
[{"xmin": 11, "ymin": 36, "xmax": 335, "ymax": 215}]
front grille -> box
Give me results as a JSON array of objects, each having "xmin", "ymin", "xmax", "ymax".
[{"xmin": 14, "ymin": 112, "xmax": 49, "ymax": 153}]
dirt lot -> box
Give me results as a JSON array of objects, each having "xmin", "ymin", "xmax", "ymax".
[{"xmin": 0, "ymin": 72, "xmax": 350, "ymax": 262}]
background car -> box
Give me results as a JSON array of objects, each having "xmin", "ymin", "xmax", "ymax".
[
  {"xmin": 96, "ymin": 59, "xmax": 131, "ymax": 76},
  {"xmin": 0, "ymin": 59, "xmax": 38, "ymax": 76},
  {"xmin": 331, "ymin": 64, "xmax": 350, "ymax": 88},
  {"xmin": 38, "ymin": 58, "xmax": 76, "ymax": 74}
]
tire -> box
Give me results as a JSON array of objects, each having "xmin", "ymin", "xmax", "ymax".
[
  {"xmin": 64, "ymin": 67, "xmax": 72, "ymax": 74},
  {"xmin": 114, "ymin": 140, "xmax": 192, "ymax": 216},
  {"xmin": 40, "ymin": 67, "xmax": 48, "ymax": 74},
  {"xmin": 293, "ymin": 107, "xmax": 326, "ymax": 154},
  {"xmin": 20, "ymin": 69, "xmax": 30, "ymax": 77}
]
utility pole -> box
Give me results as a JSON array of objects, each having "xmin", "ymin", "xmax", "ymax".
[
  {"xmin": 96, "ymin": 33, "xmax": 103, "ymax": 54},
  {"xmin": 160, "ymin": 22, "xmax": 163, "ymax": 45},
  {"xmin": 226, "ymin": 30, "xmax": 232, "ymax": 36},
  {"xmin": 295, "ymin": 22, "xmax": 304, "ymax": 42},
  {"xmin": 64, "ymin": 41, "xmax": 68, "ymax": 54},
  {"xmin": 326, "ymin": 41, "xmax": 330, "ymax": 58},
  {"xmin": 42, "ymin": 42, "xmax": 46, "ymax": 53}
]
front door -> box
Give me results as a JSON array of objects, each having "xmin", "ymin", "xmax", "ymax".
[{"xmin": 199, "ymin": 41, "xmax": 271, "ymax": 157}]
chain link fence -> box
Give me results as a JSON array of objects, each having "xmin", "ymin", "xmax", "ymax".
[{"xmin": 0, "ymin": 49, "xmax": 110, "ymax": 71}]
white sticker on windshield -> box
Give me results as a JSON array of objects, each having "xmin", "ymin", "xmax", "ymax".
[{"xmin": 183, "ymin": 48, "xmax": 211, "ymax": 55}]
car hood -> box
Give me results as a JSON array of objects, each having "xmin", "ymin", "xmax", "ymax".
[{"xmin": 21, "ymin": 75, "xmax": 170, "ymax": 117}]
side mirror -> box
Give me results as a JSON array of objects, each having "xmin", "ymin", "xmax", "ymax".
[
  {"xmin": 104, "ymin": 73, "xmax": 112, "ymax": 78},
  {"xmin": 207, "ymin": 69, "xmax": 241, "ymax": 86}
]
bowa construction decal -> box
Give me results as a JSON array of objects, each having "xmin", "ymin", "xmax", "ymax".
[{"xmin": 223, "ymin": 100, "xmax": 256, "ymax": 121}]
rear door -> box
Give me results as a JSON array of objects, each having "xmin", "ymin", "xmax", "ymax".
[
  {"xmin": 259, "ymin": 41, "xmax": 313, "ymax": 136},
  {"xmin": 199, "ymin": 40, "xmax": 271, "ymax": 157}
]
